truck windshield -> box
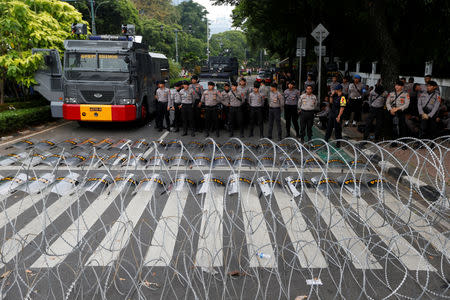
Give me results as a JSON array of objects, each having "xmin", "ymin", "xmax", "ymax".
[{"xmin": 65, "ymin": 53, "xmax": 129, "ymax": 81}]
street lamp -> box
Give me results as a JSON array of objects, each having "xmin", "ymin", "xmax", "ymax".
[
  {"xmin": 160, "ymin": 25, "xmax": 193, "ymax": 63},
  {"xmin": 63, "ymin": 0, "xmax": 112, "ymax": 35}
]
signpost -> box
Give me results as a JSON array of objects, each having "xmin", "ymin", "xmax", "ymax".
[
  {"xmin": 297, "ymin": 37, "xmax": 306, "ymax": 90},
  {"xmin": 311, "ymin": 24, "xmax": 329, "ymax": 103}
]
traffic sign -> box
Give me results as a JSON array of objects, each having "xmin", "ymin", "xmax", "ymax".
[
  {"xmin": 311, "ymin": 24, "xmax": 329, "ymax": 43},
  {"xmin": 297, "ymin": 37, "xmax": 306, "ymax": 49},
  {"xmin": 314, "ymin": 46, "xmax": 326, "ymax": 56},
  {"xmin": 296, "ymin": 48, "xmax": 306, "ymax": 57}
]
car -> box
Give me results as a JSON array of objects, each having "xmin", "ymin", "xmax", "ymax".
[
  {"xmin": 198, "ymin": 78, "xmax": 230, "ymax": 92},
  {"xmin": 256, "ymin": 70, "xmax": 272, "ymax": 83}
]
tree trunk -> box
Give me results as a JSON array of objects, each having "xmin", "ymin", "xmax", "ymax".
[
  {"xmin": 0, "ymin": 75, "xmax": 4, "ymax": 105},
  {"xmin": 367, "ymin": 0, "xmax": 400, "ymax": 91}
]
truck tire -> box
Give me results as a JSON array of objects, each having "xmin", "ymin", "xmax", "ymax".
[{"xmin": 138, "ymin": 101, "xmax": 149, "ymax": 126}]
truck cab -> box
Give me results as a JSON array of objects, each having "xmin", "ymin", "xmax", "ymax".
[{"xmin": 33, "ymin": 34, "xmax": 168, "ymax": 123}]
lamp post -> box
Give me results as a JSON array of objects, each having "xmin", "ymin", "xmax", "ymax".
[
  {"xmin": 160, "ymin": 25, "xmax": 192, "ymax": 63},
  {"xmin": 63, "ymin": 0, "xmax": 114, "ymax": 35}
]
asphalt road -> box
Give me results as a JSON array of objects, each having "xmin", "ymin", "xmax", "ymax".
[{"xmin": 0, "ymin": 80, "xmax": 448, "ymax": 299}]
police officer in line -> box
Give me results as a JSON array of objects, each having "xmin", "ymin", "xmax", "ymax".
[
  {"xmin": 267, "ymin": 82, "xmax": 284, "ymax": 140},
  {"xmin": 283, "ymin": 81, "xmax": 301, "ymax": 138},
  {"xmin": 169, "ymin": 81, "xmax": 183, "ymax": 132},
  {"xmin": 237, "ymin": 77, "xmax": 250, "ymax": 102},
  {"xmin": 341, "ymin": 76, "xmax": 350, "ymax": 99},
  {"xmin": 227, "ymin": 82, "xmax": 245, "ymax": 137},
  {"xmin": 304, "ymin": 74, "xmax": 316, "ymax": 93},
  {"xmin": 297, "ymin": 85, "xmax": 317, "ymax": 143},
  {"xmin": 179, "ymin": 81, "xmax": 195, "ymax": 137},
  {"xmin": 345, "ymin": 74, "xmax": 365, "ymax": 127},
  {"xmin": 328, "ymin": 75, "xmax": 340, "ymax": 96},
  {"xmin": 325, "ymin": 84, "xmax": 346, "ymax": 148},
  {"xmin": 418, "ymin": 81, "xmax": 441, "ymax": 139},
  {"xmin": 199, "ymin": 81, "xmax": 223, "ymax": 137},
  {"xmin": 248, "ymin": 82, "xmax": 265, "ymax": 137},
  {"xmin": 221, "ymin": 83, "xmax": 231, "ymax": 130},
  {"xmin": 363, "ymin": 84, "xmax": 387, "ymax": 141},
  {"xmin": 189, "ymin": 75, "xmax": 204, "ymax": 132},
  {"xmin": 386, "ymin": 80, "xmax": 410, "ymax": 141},
  {"xmin": 155, "ymin": 81, "xmax": 171, "ymax": 131},
  {"xmin": 259, "ymin": 80, "xmax": 270, "ymax": 120}
]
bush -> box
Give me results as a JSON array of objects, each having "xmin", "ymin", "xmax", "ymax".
[
  {"xmin": 0, "ymin": 106, "xmax": 53, "ymax": 135},
  {"xmin": 168, "ymin": 59, "xmax": 182, "ymax": 79},
  {"xmin": 0, "ymin": 98, "xmax": 48, "ymax": 113},
  {"xmin": 169, "ymin": 77, "xmax": 186, "ymax": 87}
]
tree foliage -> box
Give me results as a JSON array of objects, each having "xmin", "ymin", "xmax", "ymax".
[
  {"xmin": 176, "ymin": 0, "xmax": 207, "ymax": 41},
  {"xmin": 131, "ymin": 0, "xmax": 179, "ymax": 24},
  {"xmin": 0, "ymin": 0, "xmax": 84, "ymax": 103}
]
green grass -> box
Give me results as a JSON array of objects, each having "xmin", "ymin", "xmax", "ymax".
[
  {"xmin": 0, "ymin": 98, "xmax": 48, "ymax": 113},
  {"xmin": 0, "ymin": 106, "xmax": 53, "ymax": 135}
]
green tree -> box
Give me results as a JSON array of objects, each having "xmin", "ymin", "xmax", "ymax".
[
  {"xmin": 0, "ymin": 0, "xmax": 84, "ymax": 103},
  {"xmin": 177, "ymin": 0, "xmax": 207, "ymax": 41},
  {"xmin": 130, "ymin": 0, "xmax": 179, "ymax": 24}
]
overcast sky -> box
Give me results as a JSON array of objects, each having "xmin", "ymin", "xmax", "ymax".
[{"xmin": 193, "ymin": 0, "xmax": 235, "ymax": 35}]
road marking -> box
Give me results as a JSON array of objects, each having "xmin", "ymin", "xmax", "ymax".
[
  {"xmin": 144, "ymin": 186, "xmax": 190, "ymax": 266},
  {"xmin": 0, "ymin": 121, "xmax": 71, "ymax": 148},
  {"xmin": 273, "ymin": 189, "xmax": 327, "ymax": 268},
  {"xmin": 0, "ymin": 188, "xmax": 53, "ymax": 229},
  {"xmin": 31, "ymin": 185, "xmax": 124, "ymax": 268},
  {"xmin": 340, "ymin": 191, "xmax": 435, "ymax": 271},
  {"xmin": 0, "ymin": 187, "xmax": 89, "ymax": 268},
  {"xmin": 380, "ymin": 191, "xmax": 450, "ymax": 260},
  {"xmin": 195, "ymin": 184, "xmax": 225, "ymax": 269},
  {"xmin": 305, "ymin": 189, "xmax": 382, "ymax": 269},
  {"xmin": 86, "ymin": 185, "xmax": 158, "ymax": 266},
  {"xmin": 240, "ymin": 184, "xmax": 276, "ymax": 268}
]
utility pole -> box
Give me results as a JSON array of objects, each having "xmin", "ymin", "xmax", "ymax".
[
  {"xmin": 174, "ymin": 29, "xmax": 179, "ymax": 63},
  {"xmin": 206, "ymin": 19, "xmax": 210, "ymax": 68},
  {"xmin": 89, "ymin": 0, "xmax": 96, "ymax": 34}
]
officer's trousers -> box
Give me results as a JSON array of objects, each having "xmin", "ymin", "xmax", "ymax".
[
  {"xmin": 364, "ymin": 107, "xmax": 384, "ymax": 140},
  {"xmin": 194, "ymin": 99, "xmax": 203, "ymax": 131},
  {"xmin": 325, "ymin": 114, "xmax": 343, "ymax": 147},
  {"xmin": 284, "ymin": 105, "xmax": 299, "ymax": 136},
  {"xmin": 344, "ymin": 98, "xmax": 362, "ymax": 122},
  {"xmin": 181, "ymin": 104, "xmax": 194, "ymax": 135},
  {"xmin": 205, "ymin": 106, "xmax": 219, "ymax": 135},
  {"xmin": 156, "ymin": 101, "xmax": 170, "ymax": 130},
  {"xmin": 420, "ymin": 116, "xmax": 437, "ymax": 139},
  {"xmin": 172, "ymin": 104, "xmax": 182, "ymax": 129},
  {"xmin": 268, "ymin": 107, "xmax": 282, "ymax": 139},
  {"xmin": 249, "ymin": 107, "xmax": 264, "ymax": 137},
  {"xmin": 391, "ymin": 111, "xmax": 407, "ymax": 139},
  {"xmin": 299, "ymin": 110, "xmax": 314, "ymax": 142},
  {"xmin": 229, "ymin": 106, "xmax": 244, "ymax": 136}
]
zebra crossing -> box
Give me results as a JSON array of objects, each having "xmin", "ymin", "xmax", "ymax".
[{"xmin": 0, "ymin": 173, "xmax": 447, "ymax": 273}]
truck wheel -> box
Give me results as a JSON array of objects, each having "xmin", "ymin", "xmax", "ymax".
[{"xmin": 138, "ymin": 101, "xmax": 149, "ymax": 126}]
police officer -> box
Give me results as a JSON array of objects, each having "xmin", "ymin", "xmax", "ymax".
[
  {"xmin": 189, "ymin": 75, "xmax": 204, "ymax": 131},
  {"xmin": 328, "ymin": 75, "xmax": 340, "ymax": 96},
  {"xmin": 325, "ymin": 84, "xmax": 346, "ymax": 148},
  {"xmin": 179, "ymin": 81, "xmax": 195, "ymax": 137},
  {"xmin": 304, "ymin": 74, "xmax": 316, "ymax": 93},
  {"xmin": 267, "ymin": 83, "xmax": 284, "ymax": 140},
  {"xmin": 297, "ymin": 85, "xmax": 317, "ymax": 143},
  {"xmin": 221, "ymin": 83, "xmax": 231, "ymax": 131},
  {"xmin": 237, "ymin": 77, "xmax": 250, "ymax": 103},
  {"xmin": 248, "ymin": 82, "xmax": 264, "ymax": 137},
  {"xmin": 227, "ymin": 82, "xmax": 245, "ymax": 137},
  {"xmin": 259, "ymin": 80, "xmax": 270, "ymax": 120},
  {"xmin": 283, "ymin": 81, "xmax": 301, "ymax": 137},
  {"xmin": 363, "ymin": 84, "xmax": 387, "ymax": 141},
  {"xmin": 169, "ymin": 81, "xmax": 182, "ymax": 132},
  {"xmin": 345, "ymin": 74, "xmax": 365, "ymax": 127},
  {"xmin": 418, "ymin": 81, "xmax": 441, "ymax": 139},
  {"xmin": 386, "ymin": 80, "xmax": 410, "ymax": 140},
  {"xmin": 155, "ymin": 81, "xmax": 171, "ymax": 131},
  {"xmin": 342, "ymin": 76, "xmax": 350, "ymax": 99},
  {"xmin": 199, "ymin": 81, "xmax": 223, "ymax": 137}
]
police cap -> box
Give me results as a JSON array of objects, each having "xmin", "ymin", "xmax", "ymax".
[
  {"xmin": 240, "ymin": 77, "xmax": 246, "ymax": 82},
  {"xmin": 427, "ymin": 80, "xmax": 438, "ymax": 87},
  {"xmin": 395, "ymin": 80, "xmax": 404, "ymax": 86},
  {"xmin": 334, "ymin": 84, "xmax": 343, "ymax": 90},
  {"xmin": 182, "ymin": 80, "xmax": 189, "ymax": 85},
  {"xmin": 288, "ymin": 80, "xmax": 296, "ymax": 86},
  {"xmin": 224, "ymin": 83, "xmax": 230, "ymax": 87},
  {"xmin": 174, "ymin": 81, "xmax": 182, "ymax": 87},
  {"xmin": 253, "ymin": 82, "xmax": 260, "ymax": 88},
  {"xmin": 231, "ymin": 82, "xmax": 238, "ymax": 87},
  {"xmin": 208, "ymin": 81, "xmax": 215, "ymax": 87},
  {"xmin": 191, "ymin": 75, "xmax": 198, "ymax": 81},
  {"xmin": 270, "ymin": 83, "xmax": 278, "ymax": 88}
]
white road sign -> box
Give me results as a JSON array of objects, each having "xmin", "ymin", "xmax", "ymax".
[
  {"xmin": 296, "ymin": 48, "xmax": 306, "ymax": 57},
  {"xmin": 314, "ymin": 46, "xmax": 326, "ymax": 56},
  {"xmin": 311, "ymin": 24, "xmax": 329, "ymax": 43}
]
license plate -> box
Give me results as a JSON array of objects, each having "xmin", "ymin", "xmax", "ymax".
[{"xmin": 80, "ymin": 105, "xmax": 112, "ymax": 121}]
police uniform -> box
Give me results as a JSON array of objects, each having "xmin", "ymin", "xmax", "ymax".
[
  {"xmin": 325, "ymin": 91, "xmax": 346, "ymax": 147},
  {"xmin": 386, "ymin": 90, "xmax": 410, "ymax": 138},
  {"xmin": 248, "ymin": 91, "xmax": 264, "ymax": 137},
  {"xmin": 227, "ymin": 88, "xmax": 245, "ymax": 137},
  {"xmin": 298, "ymin": 93, "xmax": 317, "ymax": 142},
  {"xmin": 418, "ymin": 90, "xmax": 440, "ymax": 138},
  {"xmin": 267, "ymin": 90, "xmax": 284, "ymax": 140},
  {"xmin": 169, "ymin": 85, "xmax": 182, "ymax": 131},
  {"xmin": 345, "ymin": 81, "xmax": 365, "ymax": 124},
  {"xmin": 342, "ymin": 81, "xmax": 350, "ymax": 98},
  {"xmin": 189, "ymin": 82, "xmax": 204, "ymax": 131},
  {"xmin": 363, "ymin": 88, "xmax": 387, "ymax": 141},
  {"xmin": 155, "ymin": 86, "xmax": 171, "ymax": 131},
  {"xmin": 328, "ymin": 81, "xmax": 340, "ymax": 95},
  {"xmin": 179, "ymin": 86, "xmax": 195, "ymax": 136},
  {"xmin": 201, "ymin": 88, "xmax": 223, "ymax": 137},
  {"xmin": 283, "ymin": 88, "xmax": 301, "ymax": 137}
]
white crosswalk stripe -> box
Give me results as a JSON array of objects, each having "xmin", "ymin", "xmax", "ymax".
[
  {"xmin": 144, "ymin": 185, "xmax": 190, "ymax": 266},
  {"xmin": 31, "ymin": 185, "xmax": 125, "ymax": 268},
  {"xmin": 86, "ymin": 184, "xmax": 158, "ymax": 266},
  {"xmin": 0, "ymin": 187, "xmax": 91, "ymax": 269},
  {"xmin": 305, "ymin": 189, "xmax": 382, "ymax": 269},
  {"xmin": 195, "ymin": 184, "xmax": 225, "ymax": 269},
  {"xmin": 378, "ymin": 190, "xmax": 450, "ymax": 260},
  {"xmin": 340, "ymin": 191, "xmax": 435, "ymax": 271},
  {"xmin": 240, "ymin": 184, "xmax": 276, "ymax": 268},
  {"xmin": 273, "ymin": 188, "xmax": 328, "ymax": 268}
]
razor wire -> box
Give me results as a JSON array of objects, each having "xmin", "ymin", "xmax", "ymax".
[{"xmin": 0, "ymin": 136, "xmax": 448, "ymax": 299}]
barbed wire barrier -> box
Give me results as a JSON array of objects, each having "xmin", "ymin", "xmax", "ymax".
[{"xmin": 0, "ymin": 136, "xmax": 448, "ymax": 299}]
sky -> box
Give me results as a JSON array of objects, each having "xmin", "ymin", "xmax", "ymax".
[{"xmin": 174, "ymin": 0, "xmax": 234, "ymax": 35}]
